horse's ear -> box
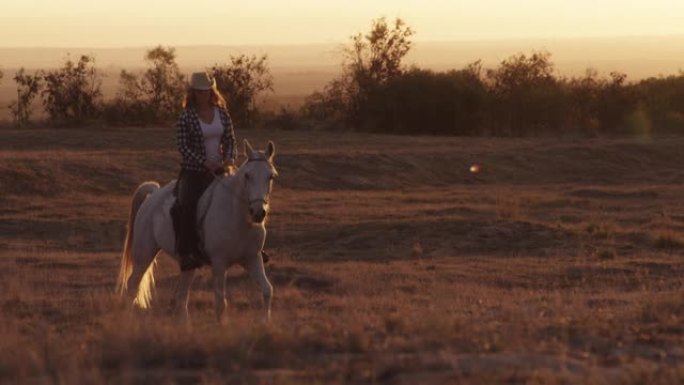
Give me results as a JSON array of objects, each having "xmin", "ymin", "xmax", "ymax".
[
  {"xmin": 243, "ymin": 139, "xmax": 254, "ymax": 158},
  {"xmin": 266, "ymin": 140, "xmax": 276, "ymax": 161}
]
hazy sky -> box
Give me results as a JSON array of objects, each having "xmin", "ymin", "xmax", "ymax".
[{"xmin": 2, "ymin": 0, "xmax": 684, "ymax": 47}]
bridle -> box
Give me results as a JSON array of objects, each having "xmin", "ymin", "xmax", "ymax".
[{"xmin": 244, "ymin": 157, "xmax": 272, "ymax": 208}]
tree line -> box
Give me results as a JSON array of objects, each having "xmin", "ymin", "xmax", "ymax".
[
  {"xmin": 2, "ymin": 18, "xmax": 684, "ymax": 136},
  {"xmin": 301, "ymin": 17, "xmax": 684, "ymax": 136},
  {"xmin": 0, "ymin": 46, "xmax": 273, "ymax": 128}
]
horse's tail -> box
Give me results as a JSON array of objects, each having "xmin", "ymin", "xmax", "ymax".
[{"xmin": 116, "ymin": 181, "xmax": 160, "ymax": 304}]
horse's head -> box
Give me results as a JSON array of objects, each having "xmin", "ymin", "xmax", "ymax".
[{"xmin": 240, "ymin": 139, "xmax": 278, "ymax": 224}]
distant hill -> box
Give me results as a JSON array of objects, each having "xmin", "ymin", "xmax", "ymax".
[
  {"xmin": 413, "ymin": 36, "xmax": 684, "ymax": 79},
  {"xmin": 1, "ymin": 35, "xmax": 683, "ymax": 79},
  {"xmin": 0, "ymin": 45, "xmax": 341, "ymax": 71}
]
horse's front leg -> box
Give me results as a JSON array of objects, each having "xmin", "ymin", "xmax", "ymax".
[
  {"xmin": 246, "ymin": 252, "xmax": 273, "ymax": 322},
  {"xmin": 212, "ymin": 262, "xmax": 228, "ymax": 324},
  {"xmin": 173, "ymin": 269, "xmax": 196, "ymax": 323}
]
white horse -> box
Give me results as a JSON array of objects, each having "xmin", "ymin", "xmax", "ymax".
[{"xmin": 116, "ymin": 139, "xmax": 278, "ymax": 322}]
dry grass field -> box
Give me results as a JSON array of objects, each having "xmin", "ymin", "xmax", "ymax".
[{"xmin": 1, "ymin": 126, "xmax": 684, "ymax": 384}]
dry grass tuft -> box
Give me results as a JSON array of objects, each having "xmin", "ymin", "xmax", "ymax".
[
  {"xmin": 585, "ymin": 222, "xmax": 613, "ymax": 240},
  {"xmin": 653, "ymin": 231, "xmax": 684, "ymax": 250}
]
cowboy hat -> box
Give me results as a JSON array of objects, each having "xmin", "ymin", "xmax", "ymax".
[{"xmin": 189, "ymin": 71, "xmax": 215, "ymax": 90}]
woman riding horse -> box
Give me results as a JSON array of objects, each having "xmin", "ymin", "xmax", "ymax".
[{"xmin": 174, "ymin": 71, "xmax": 236, "ymax": 271}]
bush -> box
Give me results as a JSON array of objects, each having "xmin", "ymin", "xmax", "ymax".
[
  {"xmin": 8, "ymin": 68, "xmax": 42, "ymax": 127},
  {"xmin": 41, "ymin": 55, "xmax": 102, "ymax": 125},
  {"xmin": 143, "ymin": 46, "xmax": 185, "ymax": 121},
  {"xmin": 362, "ymin": 66, "xmax": 488, "ymax": 135},
  {"xmin": 633, "ymin": 74, "xmax": 684, "ymax": 134},
  {"xmin": 303, "ymin": 17, "xmax": 414, "ymax": 129},
  {"xmin": 102, "ymin": 70, "xmax": 156, "ymax": 126},
  {"xmin": 485, "ymin": 51, "xmax": 569, "ymax": 136},
  {"xmin": 102, "ymin": 46, "xmax": 185, "ymax": 126},
  {"xmin": 211, "ymin": 54, "xmax": 274, "ymax": 128},
  {"xmin": 595, "ymin": 72, "xmax": 637, "ymax": 134}
]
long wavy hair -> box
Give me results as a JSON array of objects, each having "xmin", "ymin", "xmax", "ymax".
[{"xmin": 182, "ymin": 86, "xmax": 227, "ymax": 110}]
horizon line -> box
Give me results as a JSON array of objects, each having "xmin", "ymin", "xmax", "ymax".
[{"xmin": 2, "ymin": 33, "xmax": 684, "ymax": 50}]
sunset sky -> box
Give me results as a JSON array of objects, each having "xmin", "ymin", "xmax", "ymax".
[{"xmin": 2, "ymin": 0, "xmax": 684, "ymax": 47}]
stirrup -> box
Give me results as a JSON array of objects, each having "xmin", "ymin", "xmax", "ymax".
[
  {"xmin": 179, "ymin": 253, "xmax": 203, "ymax": 271},
  {"xmin": 194, "ymin": 247, "xmax": 210, "ymax": 265},
  {"xmin": 178, "ymin": 246, "xmax": 210, "ymax": 271}
]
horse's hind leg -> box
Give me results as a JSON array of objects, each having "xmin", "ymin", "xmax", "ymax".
[{"xmin": 246, "ymin": 254, "xmax": 273, "ymax": 322}]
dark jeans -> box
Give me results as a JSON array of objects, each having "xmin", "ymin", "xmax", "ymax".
[{"xmin": 173, "ymin": 169, "xmax": 214, "ymax": 269}]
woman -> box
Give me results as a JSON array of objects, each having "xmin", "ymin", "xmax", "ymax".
[{"xmin": 175, "ymin": 71, "xmax": 236, "ymax": 271}]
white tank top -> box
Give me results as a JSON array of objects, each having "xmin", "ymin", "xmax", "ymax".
[{"xmin": 199, "ymin": 107, "xmax": 223, "ymax": 163}]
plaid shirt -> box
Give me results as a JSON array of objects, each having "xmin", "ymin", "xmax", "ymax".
[{"xmin": 176, "ymin": 107, "xmax": 236, "ymax": 171}]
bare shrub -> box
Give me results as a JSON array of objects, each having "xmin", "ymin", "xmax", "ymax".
[
  {"xmin": 303, "ymin": 17, "xmax": 414, "ymax": 129},
  {"xmin": 102, "ymin": 69, "xmax": 156, "ymax": 125},
  {"xmin": 41, "ymin": 55, "xmax": 102, "ymax": 125},
  {"xmin": 143, "ymin": 46, "xmax": 185, "ymax": 120},
  {"xmin": 585, "ymin": 222, "xmax": 613, "ymax": 240},
  {"xmin": 486, "ymin": 51, "xmax": 568, "ymax": 136},
  {"xmin": 103, "ymin": 46, "xmax": 185, "ymax": 125},
  {"xmin": 211, "ymin": 54, "xmax": 274, "ymax": 127},
  {"xmin": 8, "ymin": 68, "xmax": 42, "ymax": 127},
  {"xmin": 653, "ymin": 231, "xmax": 684, "ymax": 250}
]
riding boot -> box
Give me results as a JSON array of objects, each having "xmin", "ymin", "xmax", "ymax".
[
  {"xmin": 176, "ymin": 169, "xmax": 213, "ymax": 271},
  {"xmin": 171, "ymin": 202, "xmax": 197, "ymax": 269},
  {"xmin": 177, "ymin": 203, "xmax": 203, "ymax": 271}
]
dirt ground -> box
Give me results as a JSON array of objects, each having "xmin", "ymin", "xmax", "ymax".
[{"xmin": 1, "ymin": 126, "xmax": 683, "ymax": 384}]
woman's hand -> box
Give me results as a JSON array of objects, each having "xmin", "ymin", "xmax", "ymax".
[{"xmin": 223, "ymin": 159, "xmax": 236, "ymax": 175}]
